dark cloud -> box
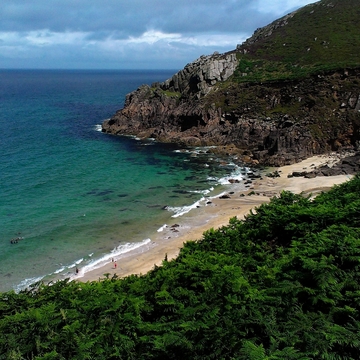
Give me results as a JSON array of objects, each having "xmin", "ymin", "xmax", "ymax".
[
  {"xmin": 0, "ymin": 0, "xmax": 315, "ymax": 69},
  {"xmin": 0, "ymin": 0, "xmax": 303, "ymax": 34}
]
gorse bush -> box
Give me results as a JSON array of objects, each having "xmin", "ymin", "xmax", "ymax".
[{"xmin": 1, "ymin": 175, "xmax": 360, "ymax": 359}]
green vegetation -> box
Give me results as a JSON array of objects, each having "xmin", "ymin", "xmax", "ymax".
[
  {"xmin": 161, "ymin": 90, "xmax": 181, "ymax": 98},
  {"xmin": 150, "ymin": 87, "xmax": 181, "ymax": 99},
  {"xmin": 233, "ymin": 0, "xmax": 360, "ymax": 83},
  {"xmin": 1, "ymin": 175, "xmax": 360, "ymax": 359},
  {"xmin": 232, "ymin": 58, "xmax": 360, "ymax": 83}
]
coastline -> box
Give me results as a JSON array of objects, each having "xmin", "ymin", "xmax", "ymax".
[{"xmin": 78, "ymin": 153, "xmax": 353, "ymax": 284}]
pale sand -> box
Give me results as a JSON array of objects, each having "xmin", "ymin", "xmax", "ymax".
[{"xmin": 79, "ymin": 153, "xmax": 353, "ymax": 283}]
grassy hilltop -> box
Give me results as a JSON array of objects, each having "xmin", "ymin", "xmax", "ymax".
[{"xmin": 231, "ymin": 0, "xmax": 360, "ymax": 83}]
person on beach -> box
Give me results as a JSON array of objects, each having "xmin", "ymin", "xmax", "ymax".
[
  {"xmin": 114, "ymin": 261, "xmax": 117, "ymax": 269},
  {"xmin": 75, "ymin": 267, "xmax": 79, "ymax": 274}
]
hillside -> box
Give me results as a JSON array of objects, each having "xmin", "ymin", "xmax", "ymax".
[
  {"xmin": 103, "ymin": 0, "xmax": 360, "ymax": 166},
  {"xmin": 237, "ymin": 0, "xmax": 359, "ymax": 80}
]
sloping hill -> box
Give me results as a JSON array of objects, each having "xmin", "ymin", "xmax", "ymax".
[
  {"xmin": 103, "ymin": 0, "xmax": 360, "ymax": 166},
  {"xmin": 234, "ymin": 0, "xmax": 360, "ymax": 82}
]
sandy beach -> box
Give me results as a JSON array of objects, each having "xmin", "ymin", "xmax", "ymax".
[{"xmin": 79, "ymin": 153, "xmax": 353, "ymax": 283}]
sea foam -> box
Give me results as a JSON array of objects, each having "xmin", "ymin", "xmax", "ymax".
[
  {"xmin": 94, "ymin": 124, "xmax": 103, "ymax": 132},
  {"xmin": 166, "ymin": 197, "xmax": 207, "ymax": 218},
  {"xmin": 165, "ymin": 164, "xmax": 251, "ymax": 218},
  {"xmin": 14, "ymin": 275, "xmax": 45, "ymax": 293},
  {"xmin": 157, "ymin": 224, "xmax": 168, "ymax": 232},
  {"xmin": 14, "ymin": 239, "xmax": 153, "ymax": 291},
  {"xmin": 70, "ymin": 239, "xmax": 152, "ymax": 279}
]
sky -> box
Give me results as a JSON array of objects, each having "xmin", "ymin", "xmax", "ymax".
[{"xmin": 0, "ymin": 0, "xmax": 316, "ymax": 70}]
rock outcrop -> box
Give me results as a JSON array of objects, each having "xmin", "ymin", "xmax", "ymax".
[
  {"xmin": 102, "ymin": 67, "xmax": 360, "ymax": 166},
  {"xmin": 159, "ymin": 52, "xmax": 238, "ymax": 98},
  {"xmin": 289, "ymin": 152, "xmax": 360, "ymax": 177}
]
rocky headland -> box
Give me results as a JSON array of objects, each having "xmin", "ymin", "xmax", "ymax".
[{"xmin": 103, "ymin": 0, "xmax": 360, "ymax": 168}]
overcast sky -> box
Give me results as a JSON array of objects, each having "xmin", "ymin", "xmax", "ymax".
[{"xmin": 0, "ymin": 0, "xmax": 316, "ymax": 70}]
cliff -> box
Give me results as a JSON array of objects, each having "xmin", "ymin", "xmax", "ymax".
[{"xmin": 103, "ymin": 0, "xmax": 360, "ymax": 166}]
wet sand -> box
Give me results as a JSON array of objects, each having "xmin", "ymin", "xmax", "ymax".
[{"xmin": 79, "ymin": 153, "xmax": 353, "ymax": 283}]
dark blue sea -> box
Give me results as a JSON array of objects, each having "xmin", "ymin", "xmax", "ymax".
[{"xmin": 0, "ymin": 69, "xmax": 248, "ymax": 292}]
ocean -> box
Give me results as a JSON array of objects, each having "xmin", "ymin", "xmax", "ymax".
[{"xmin": 0, "ymin": 69, "xmax": 249, "ymax": 293}]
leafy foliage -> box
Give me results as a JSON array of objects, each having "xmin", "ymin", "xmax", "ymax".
[{"xmin": 1, "ymin": 175, "xmax": 360, "ymax": 359}]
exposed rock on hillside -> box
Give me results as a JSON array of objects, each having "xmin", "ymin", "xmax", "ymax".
[
  {"xmin": 159, "ymin": 53, "xmax": 238, "ymax": 98},
  {"xmin": 102, "ymin": 0, "xmax": 360, "ymax": 167},
  {"xmin": 103, "ymin": 68, "xmax": 360, "ymax": 166}
]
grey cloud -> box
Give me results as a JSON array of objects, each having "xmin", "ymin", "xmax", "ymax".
[
  {"xmin": 0, "ymin": 0, "xmax": 315, "ymax": 69},
  {"xmin": 0, "ymin": 0, "xmax": 297, "ymax": 35}
]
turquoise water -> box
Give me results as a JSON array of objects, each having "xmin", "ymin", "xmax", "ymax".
[{"xmin": 0, "ymin": 69, "xmax": 246, "ymax": 292}]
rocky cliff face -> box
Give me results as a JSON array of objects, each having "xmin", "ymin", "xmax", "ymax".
[
  {"xmin": 159, "ymin": 52, "xmax": 238, "ymax": 98},
  {"xmin": 102, "ymin": 65, "xmax": 360, "ymax": 166}
]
